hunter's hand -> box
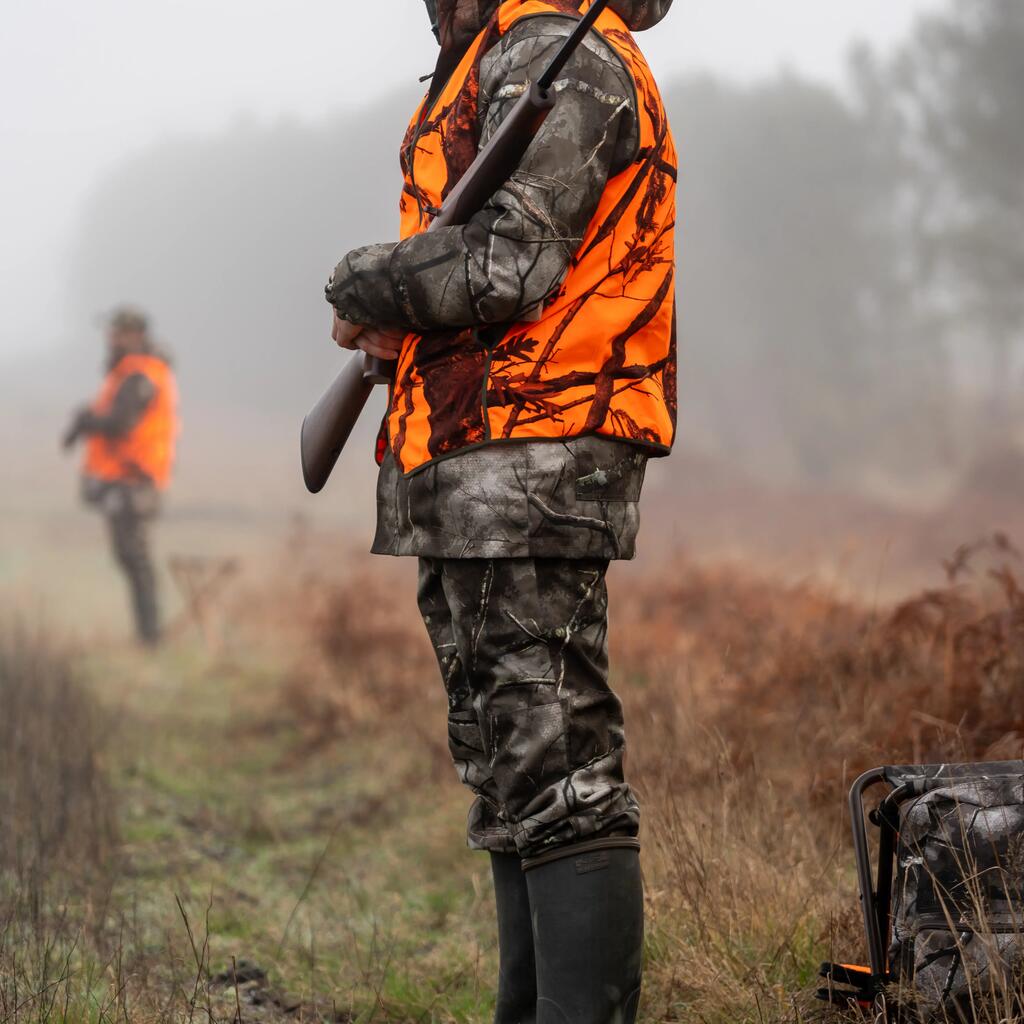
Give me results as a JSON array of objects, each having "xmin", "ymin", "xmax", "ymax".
[
  {"xmin": 332, "ymin": 311, "xmax": 364, "ymax": 350},
  {"xmin": 355, "ymin": 326, "xmax": 405, "ymax": 362},
  {"xmin": 61, "ymin": 408, "xmax": 88, "ymax": 451}
]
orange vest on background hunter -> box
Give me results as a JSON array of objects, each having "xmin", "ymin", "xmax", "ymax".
[
  {"xmin": 387, "ymin": 0, "xmax": 677, "ymax": 474},
  {"xmin": 84, "ymin": 353, "xmax": 179, "ymax": 489}
]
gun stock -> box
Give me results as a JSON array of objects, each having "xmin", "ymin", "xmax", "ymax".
[
  {"xmin": 300, "ymin": 352, "xmax": 375, "ymax": 494},
  {"xmin": 304, "ymin": 0, "xmax": 611, "ymax": 492}
]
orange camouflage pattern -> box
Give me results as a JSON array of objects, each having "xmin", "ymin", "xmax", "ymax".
[
  {"xmin": 389, "ymin": 0, "xmax": 677, "ymax": 474},
  {"xmin": 85, "ymin": 354, "xmax": 179, "ymax": 489}
]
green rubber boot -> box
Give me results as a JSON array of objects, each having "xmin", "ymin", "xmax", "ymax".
[
  {"xmin": 491, "ymin": 852, "xmax": 538, "ymax": 1023},
  {"xmin": 525, "ymin": 841, "xmax": 643, "ymax": 1024}
]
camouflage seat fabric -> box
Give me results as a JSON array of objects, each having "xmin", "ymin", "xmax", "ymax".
[{"xmin": 886, "ymin": 762, "xmax": 1024, "ymax": 1022}]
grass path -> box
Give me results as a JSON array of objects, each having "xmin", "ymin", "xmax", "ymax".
[{"xmin": 83, "ymin": 643, "xmax": 504, "ymax": 1023}]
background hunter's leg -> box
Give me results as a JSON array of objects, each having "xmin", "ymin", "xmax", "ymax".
[{"xmin": 106, "ymin": 492, "xmax": 160, "ymax": 645}]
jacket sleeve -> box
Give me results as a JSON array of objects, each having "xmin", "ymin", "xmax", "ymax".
[
  {"xmin": 326, "ymin": 16, "xmax": 639, "ymax": 332},
  {"xmin": 78, "ymin": 373, "xmax": 156, "ymax": 438}
]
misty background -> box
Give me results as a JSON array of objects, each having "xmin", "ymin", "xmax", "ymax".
[
  {"xmin": 2, "ymin": 0, "xmax": 1022, "ymax": 565},
  {"xmin": 7, "ymin": 7, "xmax": 1024, "ymax": 1017}
]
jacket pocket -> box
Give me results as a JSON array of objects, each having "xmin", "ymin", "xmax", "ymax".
[{"xmin": 448, "ymin": 710, "xmax": 491, "ymax": 793}]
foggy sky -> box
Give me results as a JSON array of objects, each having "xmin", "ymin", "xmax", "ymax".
[{"xmin": 2, "ymin": 0, "xmax": 940, "ymax": 358}]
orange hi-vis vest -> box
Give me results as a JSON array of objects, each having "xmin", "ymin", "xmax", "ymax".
[
  {"xmin": 387, "ymin": 0, "xmax": 677, "ymax": 474},
  {"xmin": 84, "ymin": 353, "xmax": 179, "ymax": 489}
]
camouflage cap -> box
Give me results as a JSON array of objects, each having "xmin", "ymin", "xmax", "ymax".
[{"xmin": 105, "ymin": 306, "xmax": 150, "ymax": 335}]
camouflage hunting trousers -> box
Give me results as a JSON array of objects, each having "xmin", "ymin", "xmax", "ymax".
[
  {"xmin": 85, "ymin": 479, "xmax": 162, "ymax": 645},
  {"xmin": 417, "ymin": 556, "xmax": 640, "ymax": 859}
]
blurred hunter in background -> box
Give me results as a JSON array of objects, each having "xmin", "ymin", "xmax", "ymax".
[{"xmin": 63, "ymin": 307, "xmax": 179, "ymax": 646}]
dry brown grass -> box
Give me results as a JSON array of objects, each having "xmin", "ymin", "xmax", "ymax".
[
  {"xmin": 0, "ymin": 627, "xmax": 117, "ymax": 877},
  {"xmin": 0, "ymin": 625, "xmax": 122, "ymax": 1021},
  {"xmin": 286, "ymin": 535, "xmax": 1024, "ymax": 794},
  {"xmin": 625, "ymin": 534, "xmax": 1024, "ymax": 795},
  {"xmin": 624, "ymin": 536, "xmax": 1024, "ymax": 1019}
]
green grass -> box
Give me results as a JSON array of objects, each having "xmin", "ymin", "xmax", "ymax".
[{"xmin": 72, "ymin": 641, "xmax": 503, "ymax": 1023}]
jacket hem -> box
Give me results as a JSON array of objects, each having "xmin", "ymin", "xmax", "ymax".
[
  {"xmin": 371, "ymin": 539, "xmax": 636, "ymax": 561},
  {"xmin": 397, "ymin": 433, "xmax": 671, "ymax": 479}
]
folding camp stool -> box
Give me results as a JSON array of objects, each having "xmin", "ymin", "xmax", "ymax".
[{"xmin": 820, "ymin": 761, "xmax": 1024, "ymax": 1021}]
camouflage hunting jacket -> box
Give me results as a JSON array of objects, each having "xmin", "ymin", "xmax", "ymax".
[{"xmin": 372, "ymin": 436, "xmax": 648, "ymax": 559}]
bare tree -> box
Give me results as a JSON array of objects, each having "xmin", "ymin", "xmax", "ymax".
[{"xmin": 878, "ymin": 0, "xmax": 1024, "ymax": 429}]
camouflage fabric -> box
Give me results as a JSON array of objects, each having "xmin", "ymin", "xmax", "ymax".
[
  {"xmin": 73, "ymin": 372, "xmax": 156, "ymax": 439},
  {"xmin": 373, "ymin": 436, "xmax": 647, "ymax": 559},
  {"xmin": 327, "ymin": 14, "xmax": 639, "ymax": 334},
  {"xmin": 84, "ymin": 480, "xmax": 162, "ymax": 645},
  {"xmin": 417, "ymin": 555, "xmax": 640, "ymax": 858},
  {"xmin": 887, "ymin": 762, "xmax": 1024, "ymax": 1022}
]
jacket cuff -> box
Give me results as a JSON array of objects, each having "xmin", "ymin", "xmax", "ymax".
[{"xmin": 325, "ymin": 241, "xmax": 403, "ymax": 326}]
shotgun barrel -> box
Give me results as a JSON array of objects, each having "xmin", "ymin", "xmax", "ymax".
[{"xmin": 360, "ymin": 80, "xmax": 556, "ymax": 383}]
